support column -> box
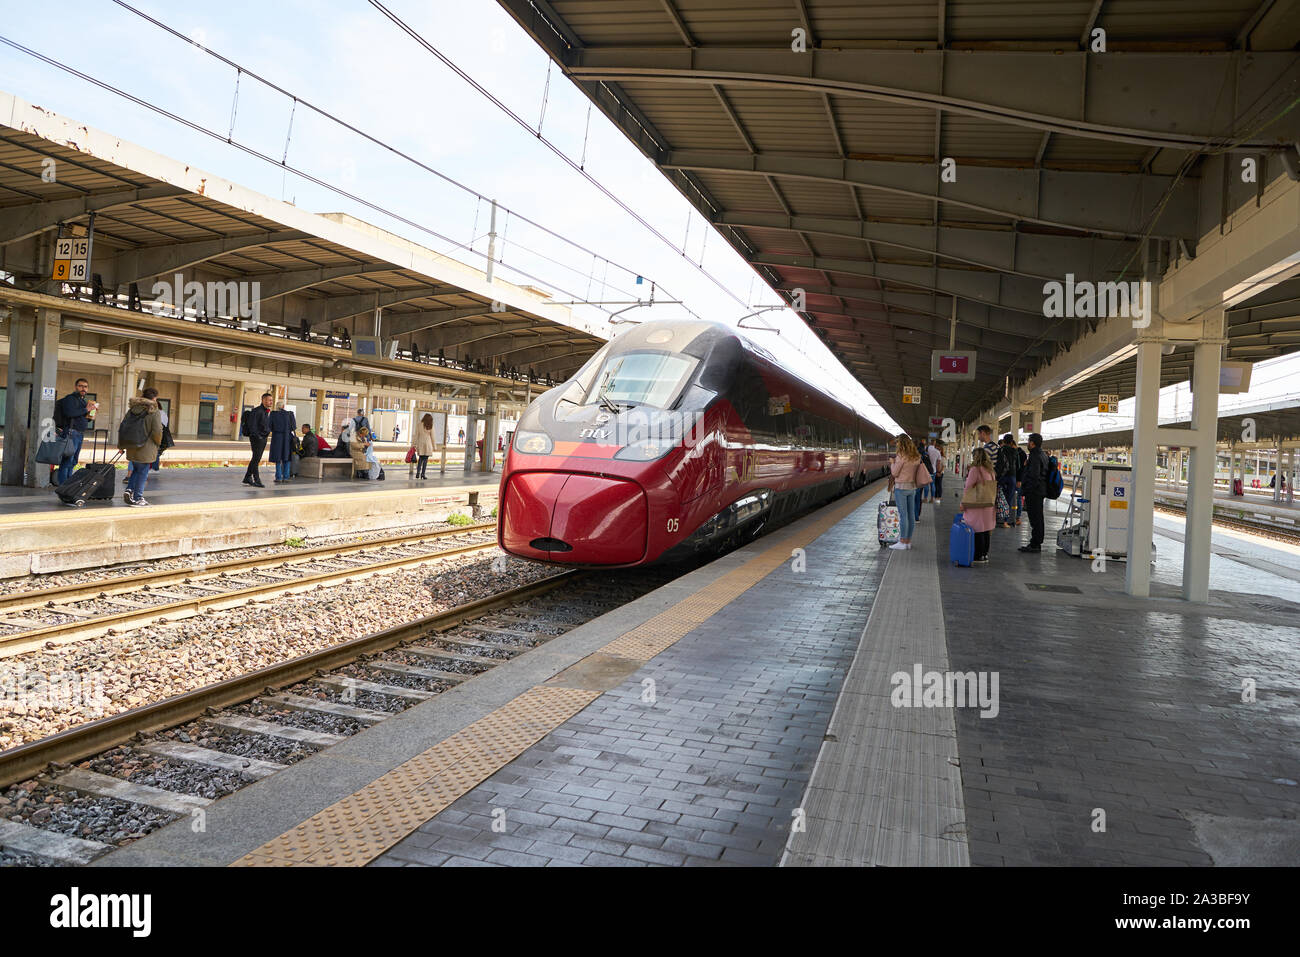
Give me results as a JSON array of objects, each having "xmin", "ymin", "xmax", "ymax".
[
  {"xmin": 231, "ymin": 380, "xmax": 249, "ymax": 440},
  {"xmin": 25, "ymin": 308, "xmax": 60, "ymax": 489},
  {"xmin": 463, "ymin": 391, "xmax": 483, "ymax": 476},
  {"xmin": 1183, "ymin": 312, "xmax": 1225, "ymax": 603},
  {"xmin": 1273, "ymin": 442, "xmax": 1282, "ymax": 502},
  {"xmin": 2, "ymin": 307, "xmax": 35, "ymax": 486},
  {"xmin": 481, "ymin": 391, "xmax": 499, "ymax": 474},
  {"xmin": 1288, "ymin": 448, "xmax": 1296, "ymax": 505},
  {"xmin": 1125, "ymin": 335, "xmax": 1162, "ymax": 598}
]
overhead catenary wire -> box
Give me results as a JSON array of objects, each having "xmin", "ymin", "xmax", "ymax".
[
  {"xmin": 365, "ymin": 0, "xmax": 748, "ymax": 309},
  {"xmin": 0, "ymin": 34, "xmax": 617, "ymax": 317},
  {"xmin": 105, "ymin": 0, "xmax": 687, "ymax": 313}
]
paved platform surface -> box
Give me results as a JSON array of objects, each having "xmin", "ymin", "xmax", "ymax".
[{"xmin": 95, "ymin": 485, "xmax": 1300, "ymax": 868}]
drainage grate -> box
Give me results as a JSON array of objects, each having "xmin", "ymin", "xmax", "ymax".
[{"xmin": 1025, "ymin": 583, "xmax": 1082, "ymax": 594}]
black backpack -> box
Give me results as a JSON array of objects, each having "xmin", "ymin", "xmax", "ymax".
[{"xmin": 118, "ymin": 408, "xmax": 150, "ymax": 447}]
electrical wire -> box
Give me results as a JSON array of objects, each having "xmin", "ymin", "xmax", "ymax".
[
  {"xmin": 0, "ymin": 33, "xmax": 612, "ymax": 316},
  {"xmin": 107, "ymin": 0, "xmax": 680, "ymax": 308},
  {"xmin": 365, "ymin": 0, "xmax": 748, "ymax": 309}
]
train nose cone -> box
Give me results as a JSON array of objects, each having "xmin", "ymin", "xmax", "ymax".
[{"xmin": 501, "ymin": 472, "xmax": 647, "ymax": 564}]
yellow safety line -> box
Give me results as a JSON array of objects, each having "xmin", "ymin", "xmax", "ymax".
[{"xmin": 233, "ymin": 482, "xmax": 883, "ymax": 866}]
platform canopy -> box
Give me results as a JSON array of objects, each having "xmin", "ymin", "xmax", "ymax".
[
  {"xmin": 498, "ymin": 0, "xmax": 1300, "ymax": 432},
  {"xmin": 0, "ymin": 91, "xmax": 606, "ymax": 381}
]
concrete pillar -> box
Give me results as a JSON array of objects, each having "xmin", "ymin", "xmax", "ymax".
[
  {"xmin": 1183, "ymin": 313, "xmax": 1224, "ymax": 603},
  {"xmin": 2, "ymin": 307, "xmax": 35, "ymax": 486},
  {"xmin": 25, "ymin": 308, "xmax": 60, "ymax": 489},
  {"xmin": 232, "ymin": 380, "xmax": 249, "ymax": 439},
  {"xmin": 463, "ymin": 392, "xmax": 482, "ymax": 476},
  {"xmin": 1125, "ymin": 337, "xmax": 1162, "ymax": 598},
  {"xmin": 1288, "ymin": 448, "xmax": 1296, "ymax": 505},
  {"xmin": 1272, "ymin": 443, "xmax": 1282, "ymax": 502}
]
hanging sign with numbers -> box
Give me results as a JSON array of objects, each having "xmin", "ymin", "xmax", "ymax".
[
  {"xmin": 903, "ymin": 386, "xmax": 922, "ymax": 405},
  {"xmin": 1097, "ymin": 393, "xmax": 1119, "ymax": 414},
  {"xmin": 52, "ymin": 219, "xmax": 94, "ymax": 284}
]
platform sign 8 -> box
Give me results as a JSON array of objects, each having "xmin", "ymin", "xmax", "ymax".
[{"xmin": 52, "ymin": 235, "xmax": 91, "ymax": 283}]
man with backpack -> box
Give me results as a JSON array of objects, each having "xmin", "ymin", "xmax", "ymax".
[
  {"xmin": 53, "ymin": 378, "xmax": 91, "ymax": 486},
  {"xmin": 1018, "ymin": 433, "xmax": 1050, "ymax": 553},
  {"xmin": 241, "ymin": 393, "xmax": 273, "ymax": 488},
  {"xmin": 118, "ymin": 388, "xmax": 164, "ymax": 506}
]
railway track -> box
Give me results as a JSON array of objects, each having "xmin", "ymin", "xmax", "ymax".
[
  {"xmin": 1152, "ymin": 499, "xmax": 1300, "ymax": 546},
  {"xmin": 0, "ymin": 567, "xmax": 675, "ymax": 866},
  {"xmin": 0, "ymin": 523, "xmax": 499, "ymax": 657}
]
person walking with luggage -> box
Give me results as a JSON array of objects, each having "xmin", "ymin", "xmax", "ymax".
[
  {"xmin": 118, "ymin": 389, "xmax": 163, "ymax": 507},
  {"xmin": 242, "ymin": 393, "xmax": 272, "ymax": 487},
  {"xmin": 412, "ymin": 413, "xmax": 436, "ymax": 479},
  {"xmin": 53, "ymin": 378, "xmax": 91, "ymax": 486},
  {"xmin": 268, "ymin": 402, "xmax": 297, "ymax": 483},
  {"xmin": 960, "ymin": 447, "xmax": 998, "ymax": 564},
  {"xmin": 888, "ymin": 435, "xmax": 930, "ymax": 551},
  {"xmin": 1018, "ymin": 433, "xmax": 1049, "ymax": 553}
]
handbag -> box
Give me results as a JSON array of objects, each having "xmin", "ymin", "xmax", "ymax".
[
  {"xmin": 961, "ymin": 475, "xmax": 997, "ymax": 509},
  {"xmin": 913, "ymin": 458, "xmax": 932, "ymax": 488},
  {"xmin": 36, "ymin": 432, "xmax": 74, "ymax": 465},
  {"xmin": 405, "ymin": 446, "xmax": 417, "ymax": 464}
]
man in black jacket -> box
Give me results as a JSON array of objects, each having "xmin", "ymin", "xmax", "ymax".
[
  {"xmin": 54, "ymin": 378, "xmax": 91, "ymax": 485},
  {"xmin": 242, "ymin": 392, "xmax": 273, "ymax": 488},
  {"xmin": 1018, "ymin": 433, "xmax": 1049, "ymax": 552}
]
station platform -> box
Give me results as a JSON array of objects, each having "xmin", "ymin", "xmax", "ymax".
[
  {"xmin": 0, "ymin": 467, "xmax": 500, "ymax": 578},
  {"xmin": 99, "ymin": 481, "xmax": 1300, "ymax": 868}
]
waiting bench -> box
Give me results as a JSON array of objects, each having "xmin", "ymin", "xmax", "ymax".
[{"xmin": 299, "ymin": 457, "xmax": 357, "ymax": 481}]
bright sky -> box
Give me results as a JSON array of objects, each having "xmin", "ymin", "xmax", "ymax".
[{"xmin": 0, "ymin": 0, "xmax": 905, "ymax": 432}]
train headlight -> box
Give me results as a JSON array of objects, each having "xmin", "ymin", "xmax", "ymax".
[
  {"xmin": 614, "ymin": 440, "xmax": 672, "ymax": 461},
  {"xmin": 514, "ymin": 431, "xmax": 553, "ymax": 455}
]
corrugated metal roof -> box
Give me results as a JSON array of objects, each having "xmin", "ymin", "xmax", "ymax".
[{"xmin": 500, "ymin": 0, "xmax": 1300, "ymax": 430}]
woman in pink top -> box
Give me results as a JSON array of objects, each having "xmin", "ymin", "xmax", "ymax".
[
  {"xmin": 961, "ymin": 447, "xmax": 997, "ymax": 564},
  {"xmin": 888, "ymin": 434, "xmax": 931, "ymax": 550}
]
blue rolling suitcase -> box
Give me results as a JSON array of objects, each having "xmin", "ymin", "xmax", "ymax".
[{"xmin": 949, "ymin": 513, "xmax": 974, "ymax": 567}]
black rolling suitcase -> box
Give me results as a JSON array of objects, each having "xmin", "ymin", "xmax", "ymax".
[{"xmin": 56, "ymin": 429, "xmax": 121, "ymax": 507}]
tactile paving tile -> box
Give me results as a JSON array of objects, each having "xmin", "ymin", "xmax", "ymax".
[{"xmin": 232, "ymin": 685, "xmax": 598, "ymax": 867}]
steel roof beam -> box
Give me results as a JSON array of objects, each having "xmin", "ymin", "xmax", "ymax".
[
  {"xmin": 306, "ymin": 288, "xmax": 461, "ymax": 326},
  {"xmin": 811, "ymin": 307, "xmax": 1056, "ymax": 357},
  {"xmin": 424, "ymin": 319, "xmax": 549, "ymax": 350},
  {"xmin": 565, "ymin": 48, "xmax": 1298, "ymax": 151},
  {"xmin": 250, "ymin": 263, "xmax": 408, "ymax": 302},
  {"xmin": 724, "ymin": 212, "xmax": 1134, "ymax": 279},
  {"xmin": 110, "ymin": 230, "xmax": 311, "ymax": 286},
  {"xmin": 0, "ymin": 184, "xmax": 189, "ymax": 246},
  {"xmin": 753, "ymin": 253, "xmax": 1051, "ymax": 315},
  {"xmin": 775, "ymin": 282, "xmax": 1074, "ymax": 341},
  {"xmin": 671, "ymin": 150, "xmax": 1198, "ymax": 239}
]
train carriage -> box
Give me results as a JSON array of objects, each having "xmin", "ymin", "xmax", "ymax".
[{"xmin": 499, "ymin": 320, "xmax": 893, "ymax": 567}]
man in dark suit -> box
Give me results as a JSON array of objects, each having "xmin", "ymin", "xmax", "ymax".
[
  {"xmin": 242, "ymin": 392, "xmax": 273, "ymax": 488},
  {"xmin": 1018, "ymin": 433, "xmax": 1050, "ymax": 553}
]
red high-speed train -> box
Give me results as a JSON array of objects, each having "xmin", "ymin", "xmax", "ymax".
[{"xmin": 498, "ymin": 320, "xmax": 894, "ymax": 567}]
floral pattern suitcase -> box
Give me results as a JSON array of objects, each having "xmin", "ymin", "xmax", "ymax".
[{"xmin": 878, "ymin": 501, "xmax": 900, "ymax": 547}]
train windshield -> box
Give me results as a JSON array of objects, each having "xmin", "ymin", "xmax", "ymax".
[{"xmin": 585, "ymin": 352, "xmax": 696, "ymax": 410}]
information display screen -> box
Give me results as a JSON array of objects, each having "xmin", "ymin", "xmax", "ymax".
[{"xmin": 930, "ymin": 349, "xmax": 977, "ymax": 381}]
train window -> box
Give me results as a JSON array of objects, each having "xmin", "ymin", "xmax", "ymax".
[{"xmin": 584, "ymin": 352, "xmax": 697, "ymax": 409}]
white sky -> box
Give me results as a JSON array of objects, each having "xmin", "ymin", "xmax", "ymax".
[{"xmin": 0, "ymin": 0, "xmax": 905, "ymax": 432}]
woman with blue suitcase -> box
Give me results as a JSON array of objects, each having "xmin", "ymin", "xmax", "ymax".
[{"xmin": 959, "ymin": 447, "xmax": 998, "ymax": 564}]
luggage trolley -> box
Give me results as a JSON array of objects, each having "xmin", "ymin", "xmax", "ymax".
[{"xmin": 1056, "ymin": 472, "xmax": 1088, "ymax": 557}]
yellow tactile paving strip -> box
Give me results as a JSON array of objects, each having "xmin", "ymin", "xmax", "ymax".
[{"xmin": 235, "ymin": 483, "xmax": 881, "ymax": 866}]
